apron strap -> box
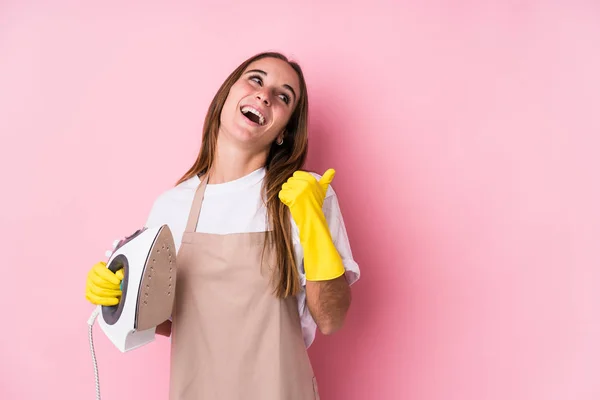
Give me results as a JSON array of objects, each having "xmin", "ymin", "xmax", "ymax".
[{"xmin": 185, "ymin": 174, "xmax": 208, "ymax": 233}]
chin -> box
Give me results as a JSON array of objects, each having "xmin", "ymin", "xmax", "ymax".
[
  {"xmin": 220, "ymin": 113, "xmax": 274, "ymax": 149},
  {"xmin": 224, "ymin": 127, "xmax": 264, "ymax": 147}
]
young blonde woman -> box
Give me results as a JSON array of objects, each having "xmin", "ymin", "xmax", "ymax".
[{"xmin": 85, "ymin": 51, "xmax": 360, "ymax": 399}]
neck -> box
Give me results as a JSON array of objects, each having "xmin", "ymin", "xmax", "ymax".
[{"xmin": 208, "ymin": 135, "xmax": 268, "ymax": 184}]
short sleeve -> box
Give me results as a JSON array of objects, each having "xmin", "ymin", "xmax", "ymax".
[
  {"xmin": 144, "ymin": 196, "xmax": 164, "ymax": 229},
  {"xmin": 322, "ymin": 189, "xmax": 361, "ymax": 284}
]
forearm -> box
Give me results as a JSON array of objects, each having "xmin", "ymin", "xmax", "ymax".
[
  {"xmin": 300, "ymin": 203, "xmax": 350, "ymax": 334},
  {"xmin": 306, "ymin": 274, "xmax": 351, "ymax": 335}
]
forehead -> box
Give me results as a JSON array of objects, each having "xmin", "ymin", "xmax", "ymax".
[{"xmin": 243, "ymin": 57, "xmax": 300, "ymax": 93}]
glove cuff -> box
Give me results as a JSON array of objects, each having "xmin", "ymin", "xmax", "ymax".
[{"xmin": 299, "ymin": 217, "xmax": 346, "ymax": 281}]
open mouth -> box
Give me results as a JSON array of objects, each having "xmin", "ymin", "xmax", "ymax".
[{"xmin": 240, "ymin": 106, "xmax": 266, "ymax": 126}]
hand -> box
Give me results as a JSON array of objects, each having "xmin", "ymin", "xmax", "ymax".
[
  {"xmin": 278, "ymin": 169, "xmax": 335, "ymax": 212},
  {"xmin": 85, "ymin": 261, "xmax": 124, "ymax": 306},
  {"xmin": 279, "ymin": 169, "xmax": 345, "ymax": 281}
]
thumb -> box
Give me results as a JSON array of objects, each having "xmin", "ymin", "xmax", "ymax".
[
  {"xmin": 115, "ymin": 268, "xmax": 125, "ymax": 280},
  {"xmin": 319, "ymin": 168, "xmax": 336, "ymax": 188}
]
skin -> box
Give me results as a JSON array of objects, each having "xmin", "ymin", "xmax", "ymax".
[{"xmin": 156, "ymin": 57, "xmax": 351, "ymax": 337}]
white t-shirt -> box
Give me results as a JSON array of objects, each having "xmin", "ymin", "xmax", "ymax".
[{"xmin": 143, "ymin": 167, "xmax": 360, "ymax": 348}]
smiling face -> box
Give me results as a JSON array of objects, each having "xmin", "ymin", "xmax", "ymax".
[{"xmin": 219, "ymin": 57, "xmax": 301, "ymax": 150}]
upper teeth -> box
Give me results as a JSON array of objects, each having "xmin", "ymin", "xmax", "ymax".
[{"xmin": 242, "ymin": 106, "xmax": 265, "ymax": 125}]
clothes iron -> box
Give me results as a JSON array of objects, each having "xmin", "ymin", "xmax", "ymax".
[
  {"xmin": 97, "ymin": 224, "xmax": 177, "ymax": 352},
  {"xmin": 87, "ymin": 224, "xmax": 177, "ymax": 399}
]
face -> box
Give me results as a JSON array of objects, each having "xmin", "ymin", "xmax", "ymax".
[{"xmin": 219, "ymin": 57, "xmax": 301, "ymax": 149}]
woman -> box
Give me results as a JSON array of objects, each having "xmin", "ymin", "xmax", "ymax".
[{"xmin": 85, "ymin": 51, "xmax": 360, "ymax": 399}]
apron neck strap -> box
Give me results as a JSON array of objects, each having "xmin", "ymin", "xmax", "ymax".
[{"xmin": 185, "ymin": 174, "xmax": 208, "ymax": 233}]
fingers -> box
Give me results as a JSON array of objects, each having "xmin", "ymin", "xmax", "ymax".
[
  {"xmin": 290, "ymin": 169, "xmax": 335, "ymax": 186},
  {"xmin": 86, "ymin": 283, "xmax": 122, "ymax": 298},
  {"xmin": 281, "ymin": 169, "xmax": 335, "ymax": 204},
  {"xmin": 278, "ymin": 188, "xmax": 293, "ymax": 205},
  {"xmin": 319, "ymin": 169, "xmax": 336, "ymax": 186},
  {"xmin": 86, "ymin": 290, "xmax": 120, "ymax": 307},
  {"xmin": 292, "ymin": 170, "xmax": 313, "ymax": 180},
  {"xmin": 280, "ymin": 177, "xmax": 303, "ymax": 206},
  {"xmin": 92, "ymin": 262, "xmax": 122, "ymax": 286},
  {"xmin": 85, "ymin": 262, "xmax": 125, "ymax": 307},
  {"xmin": 89, "ymin": 271, "xmax": 121, "ymax": 290}
]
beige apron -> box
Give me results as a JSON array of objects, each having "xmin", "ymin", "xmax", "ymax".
[{"xmin": 168, "ymin": 176, "xmax": 320, "ymax": 399}]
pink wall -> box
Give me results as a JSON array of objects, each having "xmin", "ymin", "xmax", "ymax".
[{"xmin": 1, "ymin": 1, "xmax": 599, "ymax": 399}]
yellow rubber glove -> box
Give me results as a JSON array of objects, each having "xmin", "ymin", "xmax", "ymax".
[
  {"xmin": 279, "ymin": 169, "xmax": 345, "ymax": 281},
  {"xmin": 85, "ymin": 261, "xmax": 125, "ymax": 306}
]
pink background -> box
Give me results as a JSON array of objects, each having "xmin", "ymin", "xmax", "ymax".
[{"xmin": 1, "ymin": 1, "xmax": 599, "ymax": 399}]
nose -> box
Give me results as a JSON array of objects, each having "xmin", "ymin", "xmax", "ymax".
[{"xmin": 256, "ymin": 91, "xmax": 271, "ymax": 106}]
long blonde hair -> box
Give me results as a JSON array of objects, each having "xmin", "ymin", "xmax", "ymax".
[{"xmin": 176, "ymin": 52, "xmax": 309, "ymax": 298}]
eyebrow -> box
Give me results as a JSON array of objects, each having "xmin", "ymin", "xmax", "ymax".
[{"xmin": 245, "ymin": 69, "xmax": 297, "ymax": 103}]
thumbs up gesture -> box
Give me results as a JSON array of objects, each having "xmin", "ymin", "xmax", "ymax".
[
  {"xmin": 278, "ymin": 169, "xmax": 336, "ymax": 210},
  {"xmin": 279, "ymin": 169, "xmax": 345, "ymax": 281}
]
